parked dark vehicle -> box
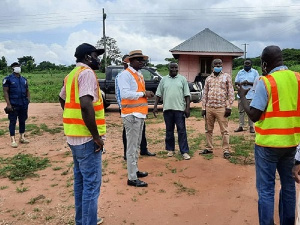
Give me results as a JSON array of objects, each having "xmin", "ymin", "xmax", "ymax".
[{"xmin": 98, "ymin": 66, "xmax": 203, "ymax": 109}]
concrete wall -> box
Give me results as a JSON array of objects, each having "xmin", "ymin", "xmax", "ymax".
[{"xmin": 178, "ymin": 55, "xmax": 234, "ymax": 82}]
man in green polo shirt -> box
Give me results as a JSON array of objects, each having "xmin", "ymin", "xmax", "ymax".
[{"xmin": 153, "ymin": 62, "xmax": 191, "ymax": 160}]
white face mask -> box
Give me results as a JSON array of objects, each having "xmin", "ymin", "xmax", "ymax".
[{"xmin": 13, "ymin": 67, "xmax": 21, "ymax": 73}]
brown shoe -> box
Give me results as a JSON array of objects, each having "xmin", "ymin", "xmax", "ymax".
[
  {"xmin": 234, "ymin": 127, "xmax": 244, "ymax": 132},
  {"xmin": 249, "ymin": 127, "xmax": 255, "ymax": 133}
]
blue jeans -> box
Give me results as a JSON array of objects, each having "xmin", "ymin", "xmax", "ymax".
[
  {"xmin": 163, "ymin": 110, "xmax": 189, "ymax": 154},
  {"xmin": 69, "ymin": 140, "xmax": 102, "ymax": 225},
  {"xmin": 8, "ymin": 104, "xmax": 28, "ymax": 136},
  {"xmin": 255, "ymin": 144, "xmax": 296, "ymax": 225}
]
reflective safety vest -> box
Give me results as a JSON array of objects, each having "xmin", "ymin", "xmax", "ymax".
[
  {"xmin": 121, "ymin": 68, "xmax": 148, "ymax": 115},
  {"xmin": 63, "ymin": 66, "xmax": 106, "ymax": 137},
  {"xmin": 255, "ymin": 70, "xmax": 300, "ymax": 147}
]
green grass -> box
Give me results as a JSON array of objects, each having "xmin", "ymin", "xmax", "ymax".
[
  {"xmin": 0, "ymin": 154, "xmax": 50, "ymax": 181},
  {"xmin": 173, "ymin": 181, "xmax": 196, "ymax": 195},
  {"xmin": 229, "ymin": 135, "xmax": 255, "ymax": 165}
]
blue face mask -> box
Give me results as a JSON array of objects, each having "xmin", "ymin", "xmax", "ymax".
[{"xmin": 214, "ymin": 67, "xmax": 222, "ymax": 73}]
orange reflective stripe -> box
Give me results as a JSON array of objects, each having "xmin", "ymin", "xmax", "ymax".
[
  {"xmin": 65, "ymin": 67, "xmax": 86, "ymax": 104},
  {"xmin": 263, "ymin": 110, "xmax": 300, "ymax": 118},
  {"xmin": 266, "ymin": 75, "xmax": 279, "ymax": 111},
  {"xmin": 255, "ymin": 126, "xmax": 300, "ymax": 135},
  {"xmin": 63, "ymin": 118, "xmax": 106, "ymax": 125},
  {"xmin": 65, "ymin": 102, "xmax": 81, "ymax": 109}
]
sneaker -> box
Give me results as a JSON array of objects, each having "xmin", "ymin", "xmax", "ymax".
[
  {"xmin": 223, "ymin": 151, "xmax": 231, "ymax": 159},
  {"xmin": 97, "ymin": 217, "xmax": 104, "ymax": 224},
  {"xmin": 167, "ymin": 151, "xmax": 175, "ymax": 157},
  {"xmin": 182, "ymin": 153, "xmax": 191, "ymax": 160},
  {"xmin": 11, "ymin": 141, "xmax": 18, "ymax": 148},
  {"xmin": 19, "ymin": 138, "xmax": 30, "ymax": 144}
]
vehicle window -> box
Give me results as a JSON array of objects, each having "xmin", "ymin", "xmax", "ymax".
[
  {"xmin": 141, "ymin": 69, "xmax": 153, "ymax": 81},
  {"xmin": 111, "ymin": 68, "xmax": 124, "ymax": 80}
]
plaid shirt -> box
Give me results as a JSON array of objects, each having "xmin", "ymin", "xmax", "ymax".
[{"xmin": 202, "ymin": 72, "xmax": 235, "ymax": 109}]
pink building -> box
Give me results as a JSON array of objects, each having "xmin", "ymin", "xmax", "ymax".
[{"xmin": 170, "ymin": 28, "xmax": 244, "ymax": 82}]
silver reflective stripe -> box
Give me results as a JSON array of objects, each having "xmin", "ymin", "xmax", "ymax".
[{"xmin": 122, "ymin": 103, "xmax": 148, "ymax": 108}]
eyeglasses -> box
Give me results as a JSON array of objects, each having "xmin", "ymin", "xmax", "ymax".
[{"xmin": 135, "ymin": 58, "xmax": 145, "ymax": 62}]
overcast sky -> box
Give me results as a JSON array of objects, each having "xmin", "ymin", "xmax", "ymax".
[{"xmin": 0, "ymin": 0, "xmax": 299, "ymax": 66}]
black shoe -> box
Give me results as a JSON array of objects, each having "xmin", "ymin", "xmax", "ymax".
[
  {"xmin": 234, "ymin": 127, "xmax": 244, "ymax": 132},
  {"xmin": 140, "ymin": 151, "xmax": 156, "ymax": 156},
  {"xmin": 137, "ymin": 171, "xmax": 148, "ymax": 178},
  {"xmin": 123, "ymin": 156, "xmax": 127, "ymax": 161},
  {"xmin": 127, "ymin": 179, "xmax": 148, "ymax": 187}
]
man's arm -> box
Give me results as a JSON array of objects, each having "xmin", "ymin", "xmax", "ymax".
[
  {"xmin": 3, "ymin": 87, "xmax": 12, "ymax": 109},
  {"xmin": 59, "ymin": 96, "xmax": 65, "ymax": 110},
  {"xmin": 153, "ymin": 95, "xmax": 161, "ymax": 118},
  {"xmin": 237, "ymin": 86, "xmax": 263, "ymax": 122},
  {"xmin": 184, "ymin": 95, "xmax": 190, "ymax": 118},
  {"xmin": 26, "ymin": 88, "xmax": 30, "ymax": 103}
]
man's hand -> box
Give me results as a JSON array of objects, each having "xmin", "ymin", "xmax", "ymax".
[
  {"xmin": 184, "ymin": 109, "xmax": 190, "ymax": 118},
  {"xmin": 145, "ymin": 91, "xmax": 154, "ymax": 98},
  {"xmin": 201, "ymin": 109, "xmax": 206, "ymax": 117},
  {"xmin": 224, "ymin": 108, "xmax": 231, "ymax": 117},
  {"xmin": 237, "ymin": 85, "xmax": 250, "ymax": 98},
  {"xmin": 153, "ymin": 107, "xmax": 158, "ymax": 118},
  {"xmin": 94, "ymin": 136, "xmax": 104, "ymax": 153},
  {"xmin": 293, "ymin": 164, "xmax": 300, "ymax": 183}
]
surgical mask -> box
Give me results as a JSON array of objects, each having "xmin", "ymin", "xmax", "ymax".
[
  {"xmin": 214, "ymin": 67, "xmax": 222, "ymax": 73},
  {"xmin": 244, "ymin": 66, "xmax": 251, "ymax": 72},
  {"xmin": 13, "ymin": 67, "xmax": 21, "ymax": 73}
]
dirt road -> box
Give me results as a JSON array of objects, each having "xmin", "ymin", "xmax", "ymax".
[{"xmin": 0, "ymin": 102, "xmax": 285, "ymax": 224}]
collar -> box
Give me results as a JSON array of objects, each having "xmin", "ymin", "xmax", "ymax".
[
  {"xmin": 243, "ymin": 68, "xmax": 252, "ymax": 72},
  {"xmin": 76, "ymin": 62, "xmax": 92, "ymax": 69},
  {"xmin": 211, "ymin": 71, "xmax": 224, "ymax": 77},
  {"xmin": 269, "ymin": 65, "xmax": 288, "ymax": 74},
  {"xmin": 167, "ymin": 74, "xmax": 178, "ymax": 78}
]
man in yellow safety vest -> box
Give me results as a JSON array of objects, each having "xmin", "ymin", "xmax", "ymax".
[
  {"xmin": 59, "ymin": 43, "xmax": 106, "ymax": 225},
  {"xmin": 238, "ymin": 45, "xmax": 300, "ymax": 225}
]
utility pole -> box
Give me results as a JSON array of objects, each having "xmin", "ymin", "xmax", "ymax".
[
  {"xmin": 102, "ymin": 8, "xmax": 107, "ymax": 70},
  {"xmin": 242, "ymin": 43, "xmax": 249, "ymax": 59}
]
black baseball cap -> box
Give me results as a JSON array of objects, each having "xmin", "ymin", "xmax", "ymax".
[
  {"xmin": 10, "ymin": 62, "xmax": 20, "ymax": 67},
  {"xmin": 74, "ymin": 43, "xmax": 105, "ymax": 59}
]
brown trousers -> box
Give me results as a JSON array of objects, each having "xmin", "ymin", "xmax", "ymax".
[{"xmin": 205, "ymin": 107, "xmax": 230, "ymax": 152}]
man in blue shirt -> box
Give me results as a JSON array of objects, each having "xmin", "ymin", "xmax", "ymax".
[
  {"xmin": 3, "ymin": 62, "xmax": 30, "ymax": 148},
  {"xmin": 115, "ymin": 55, "xmax": 156, "ymax": 160},
  {"xmin": 234, "ymin": 59, "xmax": 259, "ymax": 133}
]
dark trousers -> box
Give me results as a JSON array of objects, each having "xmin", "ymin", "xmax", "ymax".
[
  {"xmin": 8, "ymin": 105, "xmax": 28, "ymax": 136},
  {"xmin": 163, "ymin": 110, "xmax": 189, "ymax": 154},
  {"xmin": 123, "ymin": 122, "xmax": 148, "ymax": 159}
]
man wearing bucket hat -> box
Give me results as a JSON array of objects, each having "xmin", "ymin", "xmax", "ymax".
[
  {"xmin": 118, "ymin": 50, "xmax": 154, "ymax": 187},
  {"xmin": 116, "ymin": 55, "xmax": 156, "ymax": 160},
  {"xmin": 59, "ymin": 43, "xmax": 106, "ymax": 224}
]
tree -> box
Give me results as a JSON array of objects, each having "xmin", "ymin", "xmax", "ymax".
[
  {"xmin": 18, "ymin": 56, "xmax": 35, "ymax": 66},
  {"xmin": 36, "ymin": 61, "xmax": 56, "ymax": 71},
  {"xmin": 0, "ymin": 56, "xmax": 7, "ymax": 70},
  {"xmin": 95, "ymin": 36, "xmax": 121, "ymax": 72},
  {"xmin": 164, "ymin": 57, "xmax": 178, "ymax": 63}
]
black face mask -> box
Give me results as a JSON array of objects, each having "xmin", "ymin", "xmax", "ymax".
[
  {"xmin": 90, "ymin": 57, "xmax": 100, "ymax": 70},
  {"xmin": 244, "ymin": 66, "xmax": 251, "ymax": 72},
  {"xmin": 87, "ymin": 55, "xmax": 100, "ymax": 70}
]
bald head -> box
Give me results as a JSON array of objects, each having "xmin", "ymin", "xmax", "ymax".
[{"xmin": 261, "ymin": 45, "xmax": 283, "ymax": 74}]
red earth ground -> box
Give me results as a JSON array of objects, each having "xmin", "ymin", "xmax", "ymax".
[{"xmin": 0, "ymin": 102, "xmax": 296, "ymax": 225}]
